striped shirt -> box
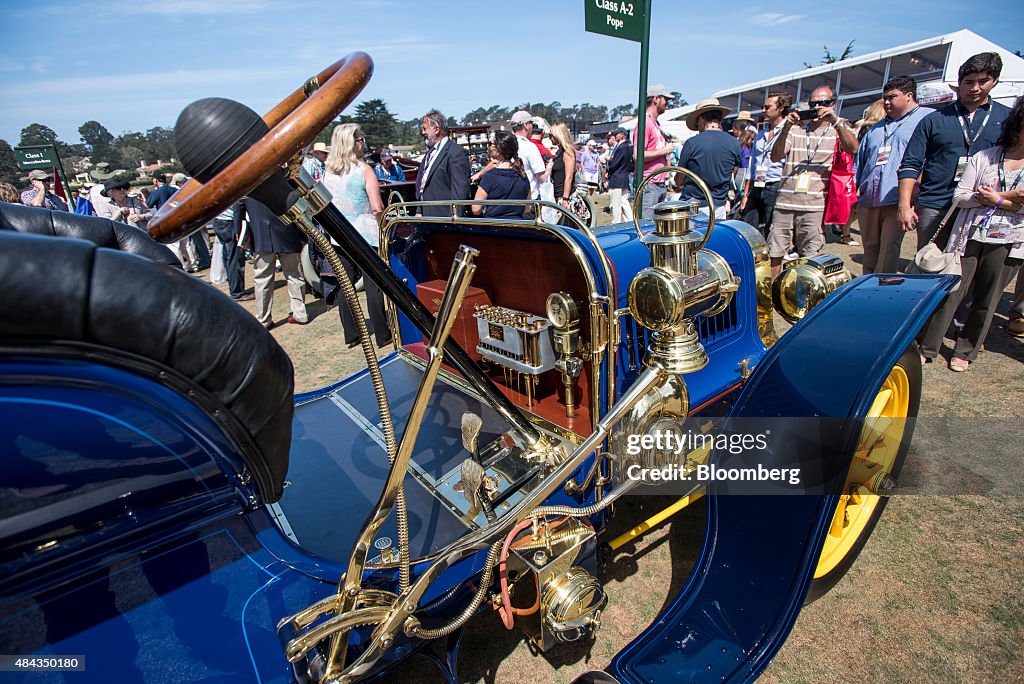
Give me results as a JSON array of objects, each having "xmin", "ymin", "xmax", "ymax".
[{"xmin": 775, "ymin": 123, "xmax": 840, "ymax": 212}]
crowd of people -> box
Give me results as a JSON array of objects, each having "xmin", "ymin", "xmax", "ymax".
[
  {"xmin": 3, "ymin": 51, "xmax": 1021, "ymax": 372},
  {"xmin": 634, "ymin": 52, "xmax": 1023, "ymax": 372}
]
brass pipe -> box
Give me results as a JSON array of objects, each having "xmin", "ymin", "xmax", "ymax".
[
  {"xmin": 325, "ymin": 245, "xmax": 479, "ymax": 679},
  {"xmin": 338, "ymin": 365, "xmax": 668, "ymax": 681}
]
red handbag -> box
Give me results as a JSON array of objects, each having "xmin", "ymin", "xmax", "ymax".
[{"xmin": 824, "ymin": 134, "xmax": 856, "ymax": 225}]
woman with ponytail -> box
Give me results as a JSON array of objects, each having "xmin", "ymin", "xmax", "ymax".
[{"xmin": 472, "ymin": 131, "xmax": 530, "ymax": 218}]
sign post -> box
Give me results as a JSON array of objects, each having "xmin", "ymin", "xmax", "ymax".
[
  {"xmin": 583, "ymin": 0, "xmax": 653, "ymax": 196},
  {"xmin": 15, "ymin": 144, "xmax": 74, "ymax": 204}
]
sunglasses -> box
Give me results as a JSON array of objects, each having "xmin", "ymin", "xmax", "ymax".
[{"xmin": 808, "ymin": 99, "xmax": 834, "ymax": 107}]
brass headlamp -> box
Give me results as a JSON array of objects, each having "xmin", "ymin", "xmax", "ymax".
[
  {"xmin": 772, "ymin": 255, "xmax": 852, "ymax": 323},
  {"xmin": 627, "ymin": 169, "xmax": 740, "ymax": 374}
]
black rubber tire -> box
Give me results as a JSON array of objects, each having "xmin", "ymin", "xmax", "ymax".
[{"xmin": 805, "ymin": 343, "xmax": 922, "ymax": 603}]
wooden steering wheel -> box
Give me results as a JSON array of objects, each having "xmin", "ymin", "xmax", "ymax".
[{"xmin": 148, "ymin": 52, "xmax": 373, "ymax": 244}]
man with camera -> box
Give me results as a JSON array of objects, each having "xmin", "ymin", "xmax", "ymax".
[{"xmin": 769, "ymin": 86, "xmax": 858, "ymax": 278}]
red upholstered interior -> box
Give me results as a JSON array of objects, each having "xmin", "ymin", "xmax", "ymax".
[{"xmin": 404, "ymin": 230, "xmax": 595, "ymax": 436}]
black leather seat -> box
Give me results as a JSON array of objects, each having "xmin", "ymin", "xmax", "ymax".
[{"xmin": 0, "ymin": 204, "xmax": 293, "ymax": 502}]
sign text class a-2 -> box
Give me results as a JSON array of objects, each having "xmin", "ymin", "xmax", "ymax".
[{"xmin": 584, "ymin": 0, "xmax": 645, "ymax": 43}]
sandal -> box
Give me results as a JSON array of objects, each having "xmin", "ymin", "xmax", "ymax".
[{"xmin": 949, "ymin": 357, "xmax": 970, "ymax": 372}]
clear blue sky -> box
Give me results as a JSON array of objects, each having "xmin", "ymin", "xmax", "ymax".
[{"xmin": 1, "ymin": 0, "xmax": 1022, "ymax": 145}]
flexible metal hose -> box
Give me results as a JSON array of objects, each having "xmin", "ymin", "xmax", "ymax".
[
  {"xmin": 405, "ymin": 542, "xmax": 501, "ymax": 640},
  {"xmin": 299, "ymin": 225, "xmax": 411, "ymax": 591},
  {"xmin": 531, "ymin": 477, "xmax": 641, "ymax": 519}
]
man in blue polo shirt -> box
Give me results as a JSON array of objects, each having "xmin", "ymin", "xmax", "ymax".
[
  {"xmin": 897, "ymin": 52, "xmax": 1010, "ymax": 249},
  {"xmin": 855, "ymin": 76, "xmax": 930, "ymax": 273}
]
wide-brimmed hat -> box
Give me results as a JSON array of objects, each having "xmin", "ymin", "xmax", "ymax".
[
  {"xmin": 28, "ymin": 169, "xmax": 52, "ymax": 181},
  {"xmin": 686, "ymin": 98, "xmax": 733, "ymax": 131},
  {"xmin": 735, "ymin": 110, "xmax": 756, "ymax": 124},
  {"xmin": 100, "ymin": 178, "xmax": 130, "ymax": 196},
  {"xmin": 647, "ymin": 83, "xmax": 672, "ymax": 99},
  {"xmin": 312, "ymin": 141, "xmax": 329, "ymax": 154},
  {"xmin": 90, "ymin": 162, "xmax": 118, "ymax": 181}
]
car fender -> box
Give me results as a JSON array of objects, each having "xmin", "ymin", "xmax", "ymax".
[{"xmin": 601, "ymin": 273, "xmax": 958, "ymax": 683}]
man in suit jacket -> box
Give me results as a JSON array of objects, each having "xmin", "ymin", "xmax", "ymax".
[
  {"xmin": 606, "ymin": 128, "xmax": 634, "ymax": 223},
  {"xmin": 237, "ymin": 197, "xmax": 309, "ymax": 329},
  {"xmin": 416, "ymin": 109, "xmax": 471, "ymax": 217}
]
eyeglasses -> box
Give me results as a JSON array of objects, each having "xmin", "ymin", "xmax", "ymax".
[
  {"xmin": 808, "ymin": 99, "xmax": 834, "ymax": 107},
  {"xmin": 355, "ymin": 136, "xmax": 365, "ymax": 143}
]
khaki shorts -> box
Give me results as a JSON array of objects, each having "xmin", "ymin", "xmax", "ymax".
[{"xmin": 767, "ymin": 208, "xmax": 825, "ymax": 258}]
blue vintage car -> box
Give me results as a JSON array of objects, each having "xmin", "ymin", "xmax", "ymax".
[{"xmin": 0, "ymin": 53, "xmax": 956, "ymax": 683}]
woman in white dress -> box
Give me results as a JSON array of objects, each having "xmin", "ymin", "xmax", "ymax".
[{"xmin": 321, "ymin": 124, "xmax": 390, "ymax": 347}]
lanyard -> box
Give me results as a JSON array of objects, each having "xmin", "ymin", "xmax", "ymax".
[
  {"xmin": 756, "ymin": 123, "xmax": 784, "ymax": 168},
  {"xmin": 998, "ymin": 149, "xmax": 1024, "ymax": 193},
  {"xmin": 882, "ymin": 106, "xmax": 919, "ymax": 145},
  {"xmin": 804, "ymin": 123, "xmax": 833, "ymax": 164},
  {"xmin": 958, "ymin": 103, "xmax": 991, "ymax": 153}
]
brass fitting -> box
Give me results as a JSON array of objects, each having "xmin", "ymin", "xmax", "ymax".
[{"xmin": 628, "ymin": 200, "xmax": 739, "ymax": 374}]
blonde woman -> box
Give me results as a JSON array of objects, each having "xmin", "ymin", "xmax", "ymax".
[
  {"xmin": 837, "ymin": 99, "xmax": 888, "ymax": 246},
  {"xmin": 321, "ymin": 124, "xmax": 390, "ymax": 347},
  {"xmin": 549, "ymin": 123, "xmax": 577, "ymax": 222}
]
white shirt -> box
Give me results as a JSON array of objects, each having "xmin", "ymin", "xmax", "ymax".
[
  {"xmin": 516, "ymin": 134, "xmax": 545, "ymax": 199},
  {"xmin": 421, "ymin": 136, "xmax": 450, "ymax": 188}
]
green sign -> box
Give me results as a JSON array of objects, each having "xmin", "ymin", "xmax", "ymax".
[
  {"xmin": 15, "ymin": 145, "xmax": 58, "ymax": 171},
  {"xmin": 584, "ymin": 0, "xmax": 645, "ymax": 42}
]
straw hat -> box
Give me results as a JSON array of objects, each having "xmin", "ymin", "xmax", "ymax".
[{"xmin": 686, "ymin": 98, "xmax": 733, "ymax": 131}]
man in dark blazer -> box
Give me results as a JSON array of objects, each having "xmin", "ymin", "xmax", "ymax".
[
  {"xmin": 237, "ymin": 197, "xmax": 309, "ymax": 329},
  {"xmin": 606, "ymin": 128, "xmax": 634, "ymax": 223},
  {"xmin": 415, "ymin": 109, "xmax": 471, "ymax": 217}
]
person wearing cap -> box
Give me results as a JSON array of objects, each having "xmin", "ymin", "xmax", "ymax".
[
  {"xmin": 740, "ymin": 92, "xmax": 791, "ymax": 237},
  {"xmin": 417, "ymin": 109, "xmax": 471, "ymax": 217},
  {"xmin": 634, "ymin": 84, "xmax": 677, "ymax": 219},
  {"xmin": 508, "ymin": 110, "xmax": 550, "ymax": 203},
  {"xmin": 607, "ymin": 128, "xmax": 634, "ymax": 223},
  {"xmin": 374, "ymin": 149, "xmax": 406, "ymax": 183},
  {"xmin": 769, "ymin": 86, "xmax": 859, "ymax": 278},
  {"xmin": 95, "ymin": 178, "xmax": 151, "ymax": 228},
  {"xmin": 20, "ymin": 170, "xmax": 69, "ymax": 211},
  {"xmin": 171, "ymin": 172, "xmax": 188, "ymax": 188},
  {"xmin": 146, "ymin": 172, "xmax": 175, "ymax": 210},
  {"xmin": 579, "ymin": 140, "xmax": 600, "ymax": 196},
  {"xmin": 303, "ymin": 141, "xmax": 329, "ymax": 182},
  {"xmin": 676, "ymin": 99, "xmax": 741, "ymax": 220}
]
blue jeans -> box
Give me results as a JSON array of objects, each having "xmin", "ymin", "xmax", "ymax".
[
  {"xmin": 211, "ymin": 219, "xmax": 244, "ymax": 297},
  {"xmin": 190, "ymin": 231, "xmax": 211, "ymax": 270}
]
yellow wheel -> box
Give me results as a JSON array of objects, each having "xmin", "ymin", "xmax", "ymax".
[{"xmin": 806, "ymin": 345, "xmax": 921, "ymax": 602}]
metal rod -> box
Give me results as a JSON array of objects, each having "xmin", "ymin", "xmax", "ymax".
[{"xmin": 325, "ymin": 245, "xmax": 480, "ymax": 678}]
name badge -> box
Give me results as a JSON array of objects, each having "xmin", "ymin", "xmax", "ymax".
[
  {"xmin": 794, "ymin": 172, "xmax": 811, "ymax": 193},
  {"xmin": 875, "ymin": 144, "xmax": 892, "ymax": 166},
  {"xmin": 955, "ymin": 156, "xmax": 968, "ymax": 182},
  {"xmin": 754, "ymin": 165, "xmax": 767, "ymax": 188}
]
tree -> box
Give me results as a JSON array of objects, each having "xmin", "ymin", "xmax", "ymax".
[
  {"xmin": 19, "ymin": 123, "xmax": 60, "ymax": 147},
  {"xmin": 804, "ymin": 41, "xmax": 855, "ymax": 68},
  {"xmin": 610, "ymin": 104, "xmax": 635, "ymax": 121},
  {"xmin": 352, "ymin": 99, "xmax": 399, "ymax": 151},
  {"xmin": 79, "ymin": 120, "xmax": 114, "ymax": 151},
  {"xmin": 145, "ymin": 126, "xmax": 176, "ymax": 164},
  {"xmin": 0, "ymin": 139, "xmax": 20, "ymax": 184},
  {"xmin": 668, "ymin": 91, "xmax": 687, "ymax": 109}
]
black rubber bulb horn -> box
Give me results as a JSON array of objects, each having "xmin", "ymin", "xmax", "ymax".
[{"xmin": 174, "ymin": 97, "xmax": 297, "ymax": 215}]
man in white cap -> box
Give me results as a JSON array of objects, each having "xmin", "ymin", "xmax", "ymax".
[
  {"xmin": 677, "ymin": 98, "xmax": 741, "ymax": 219},
  {"xmin": 633, "ymin": 84, "xmax": 677, "ymax": 219},
  {"xmin": 509, "ymin": 110, "xmax": 550, "ymax": 201},
  {"xmin": 21, "ymin": 170, "xmax": 68, "ymax": 211},
  {"xmin": 529, "ymin": 116, "xmax": 558, "ymax": 222},
  {"xmin": 374, "ymin": 149, "xmax": 406, "ymax": 183}
]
